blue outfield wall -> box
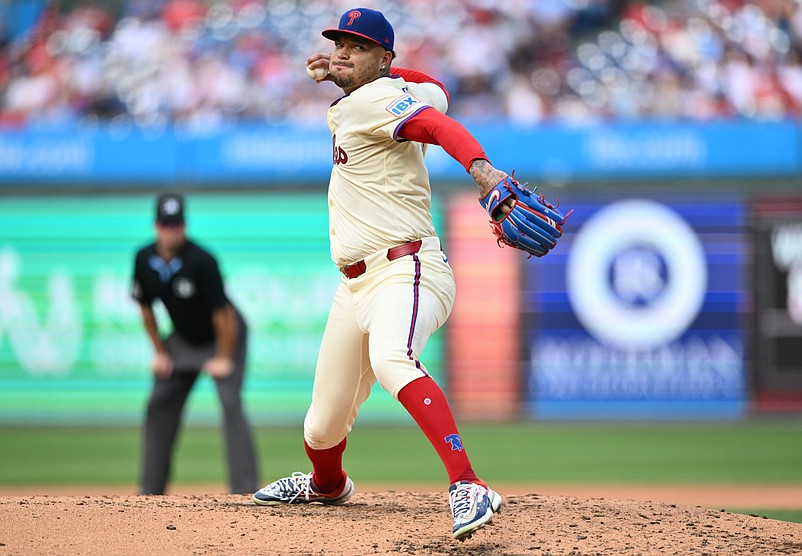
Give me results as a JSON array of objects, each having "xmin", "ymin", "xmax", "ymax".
[{"xmin": 0, "ymin": 120, "xmax": 800, "ymax": 184}]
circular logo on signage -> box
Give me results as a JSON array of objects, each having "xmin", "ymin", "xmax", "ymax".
[
  {"xmin": 173, "ymin": 277, "xmax": 196, "ymax": 298},
  {"xmin": 566, "ymin": 199, "xmax": 707, "ymax": 350}
]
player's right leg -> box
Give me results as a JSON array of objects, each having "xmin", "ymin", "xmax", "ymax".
[
  {"xmin": 397, "ymin": 375, "xmax": 503, "ymax": 540},
  {"xmin": 363, "ymin": 248, "xmax": 502, "ymax": 539},
  {"xmin": 253, "ymin": 283, "xmax": 371, "ymax": 506}
]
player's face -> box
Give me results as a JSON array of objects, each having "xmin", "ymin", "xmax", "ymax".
[{"xmin": 329, "ymin": 35, "xmax": 389, "ymax": 93}]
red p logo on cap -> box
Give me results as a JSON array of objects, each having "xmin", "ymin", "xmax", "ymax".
[{"xmin": 322, "ymin": 8, "xmax": 395, "ymax": 53}]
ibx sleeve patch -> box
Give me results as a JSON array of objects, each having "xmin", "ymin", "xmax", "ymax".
[{"xmin": 385, "ymin": 93, "xmax": 421, "ymax": 117}]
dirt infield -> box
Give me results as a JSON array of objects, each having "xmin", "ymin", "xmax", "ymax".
[{"xmin": 2, "ymin": 488, "xmax": 802, "ymax": 555}]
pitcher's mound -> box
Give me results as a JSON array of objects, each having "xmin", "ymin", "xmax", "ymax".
[{"xmin": 2, "ymin": 491, "xmax": 802, "ymax": 555}]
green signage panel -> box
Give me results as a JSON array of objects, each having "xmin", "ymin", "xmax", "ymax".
[{"xmin": 0, "ymin": 193, "xmax": 443, "ymax": 425}]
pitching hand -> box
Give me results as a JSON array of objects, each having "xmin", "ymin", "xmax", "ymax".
[{"xmin": 306, "ymin": 53, "xmax": 333, "ymax": 82}]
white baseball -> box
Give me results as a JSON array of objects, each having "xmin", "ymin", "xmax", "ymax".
[{"xmin": 306, "ymin": 65, "xmax": 328, "ymax": 81}]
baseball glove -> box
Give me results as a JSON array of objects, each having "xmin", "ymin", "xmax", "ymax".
[{"xmin": 479, "ymin": 174, "xmax": 572, "ymax": 257}]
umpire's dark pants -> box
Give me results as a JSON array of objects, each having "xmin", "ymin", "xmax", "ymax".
[{"xmin": 141, "ymin": 314, "xmax": 259, "ymax": 495}]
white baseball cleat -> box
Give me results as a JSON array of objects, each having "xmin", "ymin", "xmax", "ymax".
[
  {"xmin": 449, "ymin": 481, "xmax": 503, "ymax": 541},
  {"xmin": 252, "ymin": 471, "xmax": 354, "ymax": 506}
]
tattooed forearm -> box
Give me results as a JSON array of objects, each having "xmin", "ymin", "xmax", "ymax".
[{"xmin": 469, "ymin": 160, "xmax": 507, "ymax": 197}]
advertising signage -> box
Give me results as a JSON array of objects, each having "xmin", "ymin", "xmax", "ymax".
[
  {"xmin": 751, "ymin": 197, "xmax": 802, "ymax": 405},
  {"xmin": 525, "ymin": 197, "xmax": 748, "ymax": 419},
  {"xmin": 0, "ymin": 194, "xmax": 443, "ymax": 424}
]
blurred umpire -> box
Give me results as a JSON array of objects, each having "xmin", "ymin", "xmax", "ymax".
[{"xmin": 131, "ymin": 193, "xmax": 259, "ymax": 495}]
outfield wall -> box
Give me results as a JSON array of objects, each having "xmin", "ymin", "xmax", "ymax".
[
  {"xmin": 1, "ymin": 120, "xmax": 801, "ymax": 423},
  {"xmin": 3, "ymin": 189, "xmax": 799, "ymax": 424}
]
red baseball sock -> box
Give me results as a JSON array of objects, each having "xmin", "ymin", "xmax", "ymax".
[
  {"xmin": 305, "ymin": 438, "xmax": 347, "ymax": 494},
  {"xmin": 397, "ymin": 377, "xmax": 483, "ymax": 486}
]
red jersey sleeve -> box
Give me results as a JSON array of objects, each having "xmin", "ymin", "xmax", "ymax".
[{"xmin": 397, "ymin": 107, "xmax": 488, "ymax": 172}]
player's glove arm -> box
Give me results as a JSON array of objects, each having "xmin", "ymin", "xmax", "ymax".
[
  {"xmin": 397, "ymin": 107, "xmax": 487, "ymax": 172},
  {"xmin": 398, "ymin": 108, "xmax": 573, "ymax": 258}
]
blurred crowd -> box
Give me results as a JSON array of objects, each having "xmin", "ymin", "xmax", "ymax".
[{"xmin": 2, "ymin": 0, "xmax": 802, "ymax": 131}]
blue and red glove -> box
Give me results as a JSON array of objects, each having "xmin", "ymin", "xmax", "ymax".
[{"xmin": 479, "ymin": 174, "xmax": 572, "ymax": 257}]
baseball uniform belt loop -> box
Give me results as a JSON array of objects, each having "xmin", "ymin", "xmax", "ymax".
[{"xmin": 341, "ymin": 239, "xmax": 423, "ymax": 279}]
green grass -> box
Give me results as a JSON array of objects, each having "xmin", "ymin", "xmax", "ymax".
[
  {"xmin": 733, "ymin": 510, "xmax": 802, "ymax": 523},
  {"xmin": 2, "ymin": 421, "xmax": 801, "ymax": 485},
  {"xmin": 1, "ymin": 421, "xmax": 801, "ymax": 522}
]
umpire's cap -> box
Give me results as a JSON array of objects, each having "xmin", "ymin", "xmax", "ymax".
[
  {"xmin": 322, "ymin": 7, "xmax": 395, "ymax": 56},
  {"xmin": 156, "ymin": 193, "xmax": 185, "ymax": 225}
]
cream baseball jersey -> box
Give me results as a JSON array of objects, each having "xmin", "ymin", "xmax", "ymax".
[{"xmin": 326, "ymin": 76, "xmax": 449, "ymax": 267}]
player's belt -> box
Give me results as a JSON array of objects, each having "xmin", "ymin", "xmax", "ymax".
[{"xmin": 340, "ymin": 239, "xmax": 423, "ymax": 279}]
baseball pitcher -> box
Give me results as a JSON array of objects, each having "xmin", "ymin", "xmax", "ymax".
[{"xmin": 252, "ymin": 7, "xmax": 570, "ymax": 541}]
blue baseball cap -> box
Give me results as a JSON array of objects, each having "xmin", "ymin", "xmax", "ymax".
[{"xmin": 322, "ymin": 7, "xmax": 395, "ymax": 55}]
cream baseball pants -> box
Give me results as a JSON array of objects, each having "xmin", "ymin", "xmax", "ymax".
[{"xmin": 304, "ymin": 236, "xmax": 456, "ymax": 450}]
